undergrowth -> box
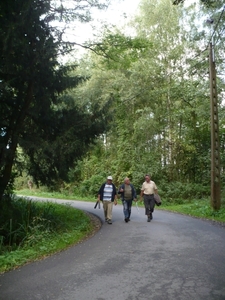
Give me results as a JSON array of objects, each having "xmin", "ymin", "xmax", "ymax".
[{"xmin": 0, "ymin": 195, "xmax": 93, "ymax": 273}]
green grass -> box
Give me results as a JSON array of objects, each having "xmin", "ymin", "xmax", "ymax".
[
  {"xmin": 0, "ymin": 197, "xmax": 96, "ymax": 274},
  {"xmin": 16, "ymin": 188, "xmax": 95, "ymax": 201},
  {"xmin": 159, "ymin": 200, "xmax": 225, "ymax": 223}
]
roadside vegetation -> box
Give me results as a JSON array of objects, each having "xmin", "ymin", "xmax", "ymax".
[
  {"xmin": 1, "ymin": 185, "xmax": 224, "ymax": 274},
  {"xmin": 160, "ymin": 200, "xmax": 225, "ymax": 223},
  {"xmin": 0, "ymin": 195, "xmax": 95, "ymax": 274},
  {"xmin": 17, "ymin": 187, "xmax": 225, "ymax": 224}
]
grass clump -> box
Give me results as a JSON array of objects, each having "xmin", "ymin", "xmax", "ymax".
[
  {"xmin": 159, "ymin": 198, "xmax": 225, "ymax": 223},
  {"xmin": 0, "ymin": 195, "xmax": 94, "ymax": 273}
]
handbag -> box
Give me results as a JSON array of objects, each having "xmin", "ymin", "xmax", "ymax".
[{"xmin": 154, "ymin": 193, "xmax": 162, "ymax": 206}]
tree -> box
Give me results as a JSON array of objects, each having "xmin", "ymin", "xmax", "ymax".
[
  {"xmin": 72, "ymin": 0, "xmax": 225, "ymax": 198},
  {"xmin": 0, "ymin": 0, "xmax": 108, "ymax": 200}
]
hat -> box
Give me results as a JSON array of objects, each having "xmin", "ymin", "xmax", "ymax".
[{"xmin": 107, "ymin": 176, "xmax": 113, "ymax": 180}]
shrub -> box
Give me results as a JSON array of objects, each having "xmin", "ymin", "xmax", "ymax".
[
  {"xmin": 159, "ymin": 181, "xmax": 210, "ymax": 204},
  {"xmin": 78, "ymin": 175, "xmax": 105, "ymax": 197}
]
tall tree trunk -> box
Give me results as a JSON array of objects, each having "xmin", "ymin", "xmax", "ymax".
[{"xmin": 0, "ymin": 82, "xmax": 33, "ymax": 201}]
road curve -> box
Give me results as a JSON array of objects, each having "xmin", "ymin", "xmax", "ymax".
[{"xmin": 0, "ymin": 198, "xmax": 225, "ymax": 300}]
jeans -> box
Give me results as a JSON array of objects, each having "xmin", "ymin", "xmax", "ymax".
[
  {"xmin": 123, "ymin": 199, "xmax": 133, "ymax": 219},
  {"xmin": 143, "ymin": 194, "xmax": 155, "ymax": 216}
]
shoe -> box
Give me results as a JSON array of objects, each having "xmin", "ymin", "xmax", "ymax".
[
  {"xmin": 105, "ymin": 218, "xmax": 108, "ymax": 222},
  {"xmin": 108, "ymin": 219, "xmax": 112, "ymax": 224},
  {"xmin": 147, "ymin": 216, "xmax": 151, "ymax": 222},
  {"xmin": 128, "ymin": 218, "xmax": 130, "ymax": 222},
  {"xmin": 125, "ymin": 218, "xmax": 128, "ymax": 223},
  {"xmin": 150, "ymin": 213, "xmax": 153, "ymax": 220}
]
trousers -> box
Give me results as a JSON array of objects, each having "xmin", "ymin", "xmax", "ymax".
[
  {"xmin": 122, "ymin": 199, "xmax": 133, "ymax": 219},
  {"xmin": 103, "ymin": 201, "xmax": 113, "ymax": 220},
  {"xmin": 143, "ymin": 194, "xmax": 155, "ymax": 216}
]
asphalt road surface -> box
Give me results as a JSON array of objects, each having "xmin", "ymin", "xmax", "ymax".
[{"xmin": 0, "ymin": 198, "xmax": 225, "ymax": 300}]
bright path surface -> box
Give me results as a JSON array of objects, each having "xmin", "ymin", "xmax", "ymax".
[{"xmin": 0, "ymin": 198, "xmax": 225, "ymax": 300}]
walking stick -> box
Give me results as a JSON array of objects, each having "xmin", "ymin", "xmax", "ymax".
[{"xmin": 135, "ymin": 201, "xmax": 139, "ymax": 212}]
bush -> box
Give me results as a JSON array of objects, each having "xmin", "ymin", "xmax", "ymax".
[
  {"xmin": 78, "ymin": 175, "xmax": 105, "ymax": 197},
  {"xmin": 159, "ymin": 181, "xmax": 210, "ymax": 204}
]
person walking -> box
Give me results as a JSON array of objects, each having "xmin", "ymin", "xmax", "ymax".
[
  {"xmin": 118, "ymin": 177, "xmax": 137, "ymax": 223},
  {"xmin": 98, "ymin": 176, "xmax": 117, "ymax": 224},
  {"xmin": 140, "ymin": 174, "xmax": 158, "ymax": 222}
]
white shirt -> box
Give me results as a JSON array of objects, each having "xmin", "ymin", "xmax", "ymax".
[{"xmin": 103, "ymin": 184, "xmax": 113, "ymax": 201}]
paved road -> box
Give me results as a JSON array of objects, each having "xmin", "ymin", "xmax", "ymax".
[{"xmin": 0, "ymin": 198, "xmax": 225, "ymax": 300}]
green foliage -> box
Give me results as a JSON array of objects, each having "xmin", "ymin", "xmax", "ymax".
[
  {"xmin": 2, "ymin": 0, "xmax": 225, "ymax": 209},
  {"xmin": 0, "ymin": 196, "xmax": 90, "ymax": 251},
  {"xmin": 160, "ymin": 199, "xmax": 225, "ymax": 222},
  {"xmin": 0, "ymin": 195, "xmax": 93, "ymax": 273},
  {"xmin": 79, "ymin": 174, "xmax": 106, "ymax": 197},
  {"xmin": 20, "ymin": 94, "xmax": 108, "ymax": 188},
  {"xmin": 0, "ymin": 0, "xmax": 110, "ymax": 199},
  {"xmin": 159, "ymin": 181, "xmax": 210, "ymax": 203},
  {"xmin": 68, "ymin": 0, "xmax": 225, "ymax": 211},
  {"xmin": 91, "ymin": 30, "xmax": 152, "ymax": 69}
]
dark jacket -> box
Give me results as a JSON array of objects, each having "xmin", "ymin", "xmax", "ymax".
[
  {"xmin": 118, "ymin": 183, "xmax": 137, "ymax": 201},
  {"xmin": 98, "ymin": 183, "xmax": 117, "ymax": 202}
]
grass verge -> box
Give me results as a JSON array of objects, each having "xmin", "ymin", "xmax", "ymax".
[
  {"xmin": 0, "ymin": 198, "xmax": 99, "ymax": 274},
  {"xmin": 159, "ymin": 200, "xmax": 225, "ymax": 223},
  {"xmin": 16, "ymin": 189, "xmax": 95, "ymax": 201}
]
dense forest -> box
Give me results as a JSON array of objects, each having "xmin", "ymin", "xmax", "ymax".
[{"xmin": 1, "ymin": 0, "xmax": 225, "ymax": 207}]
